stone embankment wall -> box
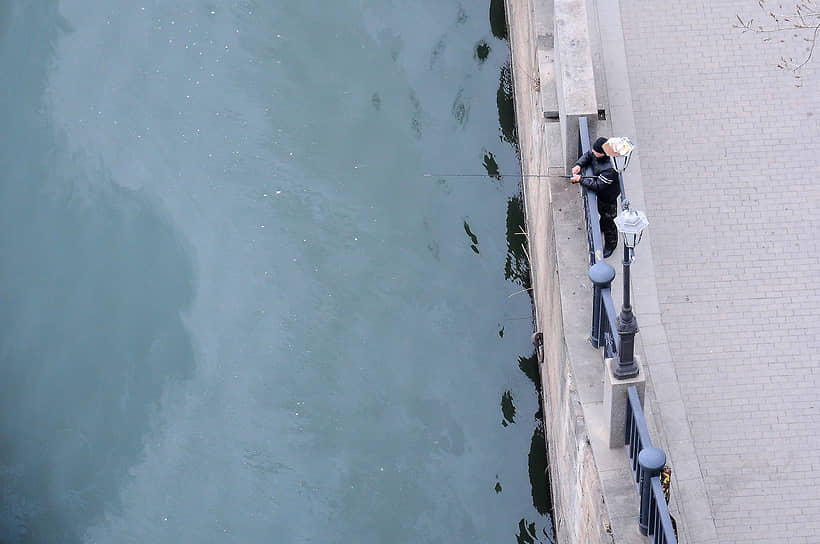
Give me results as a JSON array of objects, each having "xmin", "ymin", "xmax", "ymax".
[{"xmin": 504, "ymin": 0, "xmax": 614, "ymax": 542}]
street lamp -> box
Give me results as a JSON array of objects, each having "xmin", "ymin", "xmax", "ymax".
[{"xmin": 612, "ymin": 205, "xmax": 649, "ymax": 379}]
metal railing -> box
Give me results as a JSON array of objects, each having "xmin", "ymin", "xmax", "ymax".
[
  {"xmin": 625, "ymin": 389, "xmax": 677, "ymax": 543},
  {"xmin": 578, "ymin": 117, "xmax": 619, "ymax": 360},
  {"xmin": 578, "ymin": 117, "xmax": 605, "ymax": 267},
  {"xmin": 577, "ymin": 117, "xmax": 676, "ymax": 543},
  {"xmin": 625, "ymin": 386, "xmax": 652, "ymax": 491}
]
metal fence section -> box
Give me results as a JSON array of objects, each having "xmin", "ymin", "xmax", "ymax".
[
  {"xmin": 578, "ymin": 117, "xmax": 605, "ymax": 267},
  {"xmin": 602, "ymin": 292, "xmax": 619, "ymax": 360},
  {"xmin": 577, "ymin": 117, "xmax": 676, "ymax": 543},
  {"xmin": 579, "ymin": 117, "xmax": 619, "ymax": 358},
  {"xmin": 625, "ymin": 386, "xmax": 677, "ymax": 543},
  {"xmin": 625, "ymin": 385, "xmax": 652, "ymax": 491}
]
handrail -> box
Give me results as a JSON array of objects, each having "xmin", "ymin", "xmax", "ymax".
[
  {"xmin": 579, "ymin": 116, "xmax": 618, "ymax": 357},
  {"xmin": 582, "ymin": 189, "xmax": 605, "ymax": 266},
  {"xmin": 625, "ymin": 386, "xmax": 652, "ymax": 491},
  {"xmin": 579, "ymin": 114, "xmax": 591, "ymax": 154},
  {"xmin": 601, "ymin": 289, "xmax": 620, "ymax": 359},
  {"xmin": 578, "ymin": 118, "xmax": 605, "ymax": 266}
]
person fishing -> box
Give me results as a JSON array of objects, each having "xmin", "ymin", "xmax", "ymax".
[{"xmin": 569, "ymin": 137, "xmax": 621, "ymax": 258}]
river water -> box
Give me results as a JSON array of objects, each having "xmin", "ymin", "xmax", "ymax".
[{"xmin": 0, "ymin": 1, "xmax": 553, "ymax": 542}]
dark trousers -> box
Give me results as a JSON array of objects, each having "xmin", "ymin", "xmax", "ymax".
[{"xmin": 599, "ymin": 199, "xmax": 619, "ymax": 251}]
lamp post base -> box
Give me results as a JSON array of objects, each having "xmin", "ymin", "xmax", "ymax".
[
  {"xmin": 612, "ymin": 358, "xmax": 639, "ymax": 380},
  {"xmin": 615, "ymin": 311, "xmax": 639, "ymax": 379}
]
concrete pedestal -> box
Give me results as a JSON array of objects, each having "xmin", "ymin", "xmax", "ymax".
[{"xmin": 604, "ymin": 356, "xmax": 645, "ymax": 448}]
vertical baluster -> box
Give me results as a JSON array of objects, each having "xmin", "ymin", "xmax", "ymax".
[{"xmin": 649, "ymin": 493, "xmax": 658, "ymax": 538}]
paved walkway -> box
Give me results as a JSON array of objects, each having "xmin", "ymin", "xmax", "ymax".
[{"xmin": 598, "ymin": 1, "xmax": 820, "ymax": 542}]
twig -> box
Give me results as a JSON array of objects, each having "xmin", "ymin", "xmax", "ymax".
[
  {"xmin": 508, "ymin": 287, "xmax": 534, "ymax": 299},
  {"xmin": 735, "ymin": 1, "xmax": 820, "ymax": 73}
]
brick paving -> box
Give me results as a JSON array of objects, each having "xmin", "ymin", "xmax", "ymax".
[{"xmin": 615, "ymin": 1, "xmax": 820, "ymax": 542}]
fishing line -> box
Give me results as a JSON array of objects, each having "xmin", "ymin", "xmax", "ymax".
[{"xmin": 422, "ymin": 173, "xmax": 596, "ymax": 179}]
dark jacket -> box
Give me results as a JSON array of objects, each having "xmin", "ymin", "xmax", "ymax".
[{"xmin": 575, "ymin": 151, "xmax": 621, "ymax": 204}]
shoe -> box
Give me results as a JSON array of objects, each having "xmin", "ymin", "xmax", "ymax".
[{"xmin": 603, "ymin": 247, "xmax": 614, "ymax": 258}]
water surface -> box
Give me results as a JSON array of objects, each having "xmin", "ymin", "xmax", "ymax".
[{"xmin": 0, "ymin": 1, "xmax": 552, "ymax": 542}]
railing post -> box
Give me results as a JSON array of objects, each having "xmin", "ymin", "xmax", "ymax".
[
  {"xmin": 638, "ymin": 447, "xmax": 666, "ymax": 536},
  {"xmin": 588, "ymin": 261, "xmax": 616, "ymax": 348}
]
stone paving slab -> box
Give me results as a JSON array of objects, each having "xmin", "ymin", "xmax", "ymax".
[
  {"xmin": 598, "ymin": 1, "xmax": 820, "ymax": 542},
  {"xmin": 511, "ymin": 0, "xmax": 820, "ymax": 541}
]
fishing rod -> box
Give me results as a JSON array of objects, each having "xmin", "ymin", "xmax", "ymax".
[{"xmin": 422, "ymin": 173, "xmax": 598, "ymax": 179}]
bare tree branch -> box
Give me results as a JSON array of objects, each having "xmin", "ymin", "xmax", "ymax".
[{"xmin": 735, "ymin": 0, "xmax": 820, "ymax": 77}]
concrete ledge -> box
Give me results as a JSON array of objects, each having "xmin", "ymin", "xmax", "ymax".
[
  {"xmin": 506, "ymin": 0, "xmax": 617, "ymax": 542},
  {"xmin": 533, "ymin": 0, "xmax": 564, "ymax": 172},
  {"xmin": 553, "ymin": 0, "xmax": 598, "ymax": 169}
]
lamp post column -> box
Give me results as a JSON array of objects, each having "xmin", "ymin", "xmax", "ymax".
[
  {"xmin": 614, "ymin": 244, "xmax": 639, "ymax": 379},
  {"xmin": 612, "ymin": 204, "xmax": 648, "ymax": 380}
]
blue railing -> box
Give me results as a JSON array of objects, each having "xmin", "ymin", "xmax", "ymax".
[
  {"xmin": 579, "ymin": 117, "xmax": 619, "ymax": 360},
  {"xmin": 625, "ymin": 386, "xmax": 652, "ymax": 491},
  {"xmin": 577, "ymin": 118, "xmax": 677, "ymax": 543},
  {"xmin": 578, "ymin": 117, "xmax": 604, "ymax": 267},
  {"xmin": 601, "ymin": 291, "xmax": 619, "ymax": 360},
  {"xmin": 625, "ymin": 386, "xmax": 677, "ymax": 543}
]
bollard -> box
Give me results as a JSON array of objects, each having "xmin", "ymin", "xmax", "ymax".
[
  {"xmin": 638, "ymin": 447, "xmax": 666, "ymax": 536},
  {"xmin": 588, "ymin": 261, "xmax": 616, "ymax": 348}
]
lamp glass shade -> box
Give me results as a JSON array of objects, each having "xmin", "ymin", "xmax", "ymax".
[
  {"xmin": 603, "ymin": 137, "xmax": 635, "ymax": 173},
  {"xmin": 614, "ymin": 209, "xmax": 649, "ymax": 249},
  {"xmin": 602, "ymin": 137, "xmax": 634, "ymax": 158}
]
